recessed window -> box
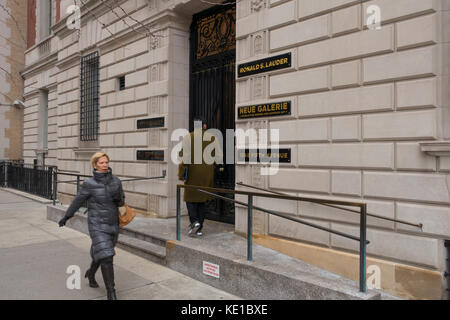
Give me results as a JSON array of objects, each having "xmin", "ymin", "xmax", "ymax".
[
  {"xmin": 118, "ymin": 76, "xmax": 125, "ymax": 91},
  {"xmin": 80, "ymin": 52, "xmax": 99, "ymax": 141}
]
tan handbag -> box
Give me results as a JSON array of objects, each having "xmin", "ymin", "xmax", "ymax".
[{"xmin": 118, "ymin": 205, "xmax": 136, "ymax": 227}]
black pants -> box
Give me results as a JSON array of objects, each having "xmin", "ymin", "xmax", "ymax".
[{"xmin": 186, "ymin": 202, "xmax": 206, "ymax": 230}]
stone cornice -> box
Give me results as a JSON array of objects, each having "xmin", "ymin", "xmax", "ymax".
[
  {"xmin": 20, "ymin": 52, "xmax": 58, "ymax": 78},
  {"xmin": 420, "ymin": 141, "xmax": 450, "ymax": 157}
]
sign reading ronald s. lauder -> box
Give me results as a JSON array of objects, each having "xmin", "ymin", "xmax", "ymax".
[
  {"xmin": 238, "ymin": 101, "xmax": 291, "ymax": 119},
  {"xmin": 238, "ymin": 52, "xmax": 291, "ymax": 78}
]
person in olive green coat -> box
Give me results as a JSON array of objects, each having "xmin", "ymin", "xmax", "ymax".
[{"xmin": 178, "ymin": 117, "xmax": 218, "ymax": 236}]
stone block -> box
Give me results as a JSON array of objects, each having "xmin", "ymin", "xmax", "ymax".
[
  {"xmin": 269, "ymin": 168, "xmax": 330, "ymax": 193},
  {"xmin": 396, "ymin": 202, "xmax": 450, "ymax": 238},
  {"xmin": 332, "ymin": 115, "xmax": 361, "ymax": 141},
  {"xmin": 257, "ymin": 191, "xmax": 298, "ymax": 216},
  {"xmin": 106, "ymin": 118, "xmax": 135, "ymax": 133},
  {"xmin": 362, "ymin": 0, "xmax": 437, "ymax": 26},
  {"xmin": 298, "ymin": 0, "xmax": 360, "ymax": 20},
  {"xmin": 330, "ymin": 223, "xmax": 440, "ymax": 268},
  {"xmin": 108, "ymin": 58, "xmax": 136, "ymax": 78},
  {"xmin": 396, "ymin": 143, "xmax": 437, "ymax": 171},
  {"xmin": 331, "ymin": 60, "xmax": 361, "ymax": 89},
  {"xmin": 270, "ymin": 66, "xmax": 330, "ymax": 97},
  {"xmin": 267, "ymin": 0, "xmax": 297, "ymax": 30},
  {"xmin": 298, "ymin": 25, "xmax": 394, "ymax": 68},
  {"xmin": 125, "ymin": 69, "xmax": 148, "ymax": 87},
  {"xmin": 123, "ymin": 132, "xmax": 148, "ymax": 147},
  {"xmin": 269, "ymin": 214, "xmax": 331, "ymax": 246},
  {"xmin": 298, "ymin": 143, "xmax": 394, "ymax": 169},
  {"xmin": 124, "ymin": 100, "xmax": 148, "ymax": 117},
  {"xmin": 124, "ymin": 38, "xmax": 148, "ymax": 59},
  {"xmin": 296, "ymin": 196, "xmax": 395, "ymax": 229},
  {"xmin": 396, "ymin": 13, "xmax": 437, "ymax": 50},
  {"xmin": 363, "ymin": 46, "xmax": 437, "ymax": 84},
  {"xmin": 363, "ymin": 171, "xmax": 450, "ymax": 203},
  {"xmin": 331, "ymin": 170, "xmax": 361, "ymax": 197},
  {"xmin": 270, "ymin": 14, "xmax": 330, "ymax": 51},
  {"xmin": 298, "ymin": 83, "xmax": 394, "ymax": 117},
  {"xmin": 362, "ymin": 110, "xmax": 437, "ymax": 140},
  {"xmin": 270, "ymin": 118, "xmax": 329, "ymax": 142},
  {"xmin": 332, "ymin": 4, "xmax": 361, "ymax": 36},
  {"xmin": 396, "ymin": 78, "xmax": 437, "ymax": 109},
  {"xmin": 440, "ymin": 157, "xmax": 450, "ymax": 172}
]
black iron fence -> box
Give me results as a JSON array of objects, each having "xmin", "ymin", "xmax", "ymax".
[{"xmin": 0, "ymin": 161, "xmax": 56, "ymax": 199}]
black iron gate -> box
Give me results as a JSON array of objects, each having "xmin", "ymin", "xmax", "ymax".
[
  {"xmin": 190, "ymin": 3, "xmax": 236, "ymax": 224},
  {"xmin": 1, "ymin": 161, "xmax": 55, "ymax": 199}
]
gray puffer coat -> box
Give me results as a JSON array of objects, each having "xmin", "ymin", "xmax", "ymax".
[{"xmin": 64, "ymin": 167, "xmax": 125, "ymax": 262}]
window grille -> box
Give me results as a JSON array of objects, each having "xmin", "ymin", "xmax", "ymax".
[
  {"xmin": 119, "ymin": 76, "xmax": 125, "ymax": 91},
  {"xmin": 80, "ymin": 52, "xmax": 99, "ymax": 141}
]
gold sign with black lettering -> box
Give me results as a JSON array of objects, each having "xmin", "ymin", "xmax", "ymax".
[
  {"xmin": 238, "ymin": 52, "xmax": 291, "ymax": 78},
  {"xmin": 237, "ymin": 148, "xmax": 291, "ymax": 164},
  {"xmin": 238, "ymin": 101, "xmax": 291, "ymax": 119}
]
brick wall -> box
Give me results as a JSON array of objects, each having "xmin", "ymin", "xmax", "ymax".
[{"xmin": 0, "ymin": 0, "xmax": 27, "ymax": 160}]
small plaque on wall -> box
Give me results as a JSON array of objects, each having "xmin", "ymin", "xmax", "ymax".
[
  {"xmin": 238, "ymin": 101, "xmax": 291, "ymax": 119},
  {"xmin": 137, "ymin": 117, "xmax": 165, "ymax": 129},
  {"xmin": 137, "ymin": 150, "xmax": 164, "ymax": 161},
  {"xmin": 237, "ymin": 52, "xmax": 291, "ymax": 78},
  {"xmin": 237, "ymin": 148, "xmax": 291, "ymax": 164}
]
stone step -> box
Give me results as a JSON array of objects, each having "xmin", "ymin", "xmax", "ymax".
[
  {"xmin": 47, "ymin": 205, "xmax": 380, "ymax": 299},
  {"xmin": 117, "ymin": 234, "xmax": 166, "ymax": 266},
  {"xmin": 119, "ymin": 226, "xmax": 166, "ymax": 248}
]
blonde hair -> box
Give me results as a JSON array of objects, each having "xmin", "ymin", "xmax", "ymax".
[{"xmin": 90, "ymin": 152, "xmax": 110, "ymax": 168}]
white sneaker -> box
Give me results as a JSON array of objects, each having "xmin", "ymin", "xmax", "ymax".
[{"xmin": 196, "ymin": 230, "xmax": 203, "ymax": 236}]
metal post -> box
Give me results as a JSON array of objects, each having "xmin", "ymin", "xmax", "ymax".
[
  {"xmin": 52, "ymin": 170, "xmax": 57, "ymax": 206},
  {"xmin": 176, "ymin": 186, "xmax": 181, "ymax": 241},
  {"xmin": 360, "ymin": 204, "xmax": 367, "ymax": 293},
  {"xmin": 76, "ymin": 175, "xmax": 80, "ymax": 194},
  {"xmin": 247, "ymin": 195, "xmax": 253, "ymax": 262}
]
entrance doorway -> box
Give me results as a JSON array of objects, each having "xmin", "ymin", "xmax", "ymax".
[{"xmin": 189, "ymin": 3, "xmax": 236, "ymax": 224}]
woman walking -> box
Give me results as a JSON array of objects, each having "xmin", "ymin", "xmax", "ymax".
[{"xmin": 58, "ymin": 152, "xmax": 124, "ymax": 300}]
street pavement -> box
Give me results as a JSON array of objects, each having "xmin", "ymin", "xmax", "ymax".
[{"xmin": 0, "ymin": 188, "xmax": 241, "ymax": 300}]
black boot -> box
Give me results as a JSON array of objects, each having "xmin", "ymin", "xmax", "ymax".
[
  {"xmin": 100, "ymin": 260, "xmax": 117, "ymax": 300},
  {"xmin": 85, "ymin": 260, "xmax": 100, "ymax": 288}
]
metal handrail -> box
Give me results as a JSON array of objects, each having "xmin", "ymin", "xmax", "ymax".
[
  {"xmin": 236, "ymin": 182, "xmax": 423, "ymax": 229},
  {"xmin": 176, "ymin": 184, "xmax": 369, "ymax": 293},
  {"xmin": 52, "ymin": 170, "xmax": 166, "ymax": 205}
]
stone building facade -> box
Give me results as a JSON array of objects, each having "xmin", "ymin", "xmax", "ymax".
[
  {"xmin": 0, "ymin": 0, "xmax": 27, "ymax": 160},
  {"xmin": 21, "ymin": 0, "xmax": 450, "ymax": 299}
]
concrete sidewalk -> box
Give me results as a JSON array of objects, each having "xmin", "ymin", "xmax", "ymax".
[{"xmin": 0, "ymin": 189, "xmax": 241, "ymax": 300}]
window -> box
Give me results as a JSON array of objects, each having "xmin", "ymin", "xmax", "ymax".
[
  {"xmin": 80, "ymin": 52, "xmax": 99, "ymax": 141},
  {"xmin": 40, "ymin": 0, "xmax": 52, "ymax": 39},
  {"xmin": 118, "ymin": 76, "xmax": 125, "ymax": 91},
  {"xmin": 38, "ymin": 90, "xmax": 48, "ymax": 150}
]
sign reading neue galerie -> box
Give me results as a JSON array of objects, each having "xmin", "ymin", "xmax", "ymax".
[
  {"xmin": 238, "ymin": 101, "xmax": 291, "ymax": 119},
  {"xmin": 237, "ymin": 148, "xmax": 291, "ymax": 164},
  {"xmin": 238, "ymin": 52, "xmax": 291, "ymax": 78}
]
